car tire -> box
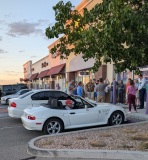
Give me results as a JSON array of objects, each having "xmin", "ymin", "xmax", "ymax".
[
  {"xmin": 43, "ymin": 118, "xmax": 64, "ymax": 135},
  {"xmin": 109, "ymin": 111, "xmax": 124, "ymax": 126}
]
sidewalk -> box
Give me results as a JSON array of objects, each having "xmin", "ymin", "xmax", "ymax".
[
  {"xmin": 119, "ymin": 103, "xmax": 148, "ymax": 120},
  {"xmin": 28, "ymin": 104, "xmax": 148, "ymax": 160}
]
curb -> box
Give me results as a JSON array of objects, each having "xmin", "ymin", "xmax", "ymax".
[
  {"xmin": 28, "ymin": 121, "xmax": 148, "ymax": 160},
  {"xmin": 28, "ymin": 145, "xmax": 148, "ymax": 160}
]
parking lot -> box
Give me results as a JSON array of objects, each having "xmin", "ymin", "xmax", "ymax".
[{"xmin": 0, "ymin": 101, "xmax": 147, "ymax": 160}]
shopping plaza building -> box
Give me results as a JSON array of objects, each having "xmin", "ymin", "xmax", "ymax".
[{"xmin": 22, "ymin": 0, "xmax": 146, "ymax": 90}]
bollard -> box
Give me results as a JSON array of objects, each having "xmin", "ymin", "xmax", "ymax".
[
  {"xmin": 113, "ymin": 80, "xmax": 116, "ymax": 104},
  {"xmin": 145, "ymin": 84, "xmax": 148, "ymax": 114}
]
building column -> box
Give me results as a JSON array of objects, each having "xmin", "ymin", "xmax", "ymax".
[{"xmin": 50, "ymin": 76, "xmax": 55, "ymax": 89}]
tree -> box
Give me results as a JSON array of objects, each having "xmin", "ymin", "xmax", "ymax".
[{"xmin": 45, "ymin": 0, "xmax": 148, "ymax": 73}]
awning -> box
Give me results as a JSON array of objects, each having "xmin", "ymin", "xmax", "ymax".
[
  {"xmin": 37, "ymin": 69, "xmax": 50, "ymax": 78},
  {"xmin": 30, "ymin": 73, "xmax": 39, "ymax": 81},
  {"xmin": 46, "ymin": 63, "xmax": 65, "ymax": 76}
]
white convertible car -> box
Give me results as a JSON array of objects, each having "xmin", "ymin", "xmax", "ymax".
[{"xmin": 21, "ymin": 95, "xmax": 127, "ymax": 134}]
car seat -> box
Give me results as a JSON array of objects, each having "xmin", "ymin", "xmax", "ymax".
[
  {"xmin": 47, "ymin": 97, "xmax": 52, "ymax": 105},
  {"xmin": 51, "ymin": 99, "xmax": 58, "ymax": 108}
]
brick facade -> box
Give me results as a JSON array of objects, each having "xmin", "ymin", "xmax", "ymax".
[
  {"xmin": 67, "ymin": 72, "xmax": 75, "ymax": 82},
  {"xmin": 95, "ymin": 65, "xmax": 107, "ymax": 80}
]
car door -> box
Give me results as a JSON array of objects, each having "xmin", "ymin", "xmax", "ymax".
[{"xmin": 66, "ymin": 97, "xmax": 99, "ymax": 127}]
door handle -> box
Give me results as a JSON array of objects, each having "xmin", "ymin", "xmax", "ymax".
[{"xmin": 70, "ymin": 112, "xmax": 75, "ymax": 114}]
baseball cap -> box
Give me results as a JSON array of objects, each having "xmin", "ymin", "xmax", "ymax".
[{"xmin": 65, "ymin": 99, "xmax": 72, "ymax": 104}]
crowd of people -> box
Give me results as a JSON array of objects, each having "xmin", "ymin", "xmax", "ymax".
[
  {"xmin": 65, "ymin": 74, "xmax": 147, "ymax": 112},
  {"xmin": 66, "ymin": 78, "xmax": 110, "ymax": 102}
]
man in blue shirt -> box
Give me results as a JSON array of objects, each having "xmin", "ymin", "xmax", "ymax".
[{"xmin": 77, "ymin": 81, "xmax": 83, "ymax": 97}]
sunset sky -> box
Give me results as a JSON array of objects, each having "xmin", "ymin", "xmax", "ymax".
[{"xmin": 0, "ymin": 0, "xmax": 81, "ymax": 85}]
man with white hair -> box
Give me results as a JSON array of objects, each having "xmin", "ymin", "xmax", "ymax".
[{"xmin": 138, "ymin": 74, "xmax": 146, "ymax": 109}]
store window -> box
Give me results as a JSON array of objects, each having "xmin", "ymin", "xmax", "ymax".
[{"xmin": 75, "ymin": 70, "xmax": 94, "ymax": 86}]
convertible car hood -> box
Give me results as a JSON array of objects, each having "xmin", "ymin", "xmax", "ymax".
[
  {"xmin": 97, "ymin": 103, "xmax": 123, "ymax": 109},
  {"xmin": 86, "ymin": 98, "xmax": 124, "ymax": 110}
]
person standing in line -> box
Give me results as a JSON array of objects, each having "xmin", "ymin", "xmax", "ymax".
[
  {"xmin": 110, "ymin": 78, "xmax": 118, "ymax": 103},
  {"xmin": 55, "ymin": 83, "xmax": 61, "ymax": 90},
  {"xmin": 134, "ymin": 79, "xmax": 140, "ymax": 108},
  {"xmin": 95, "ymin": 78, "xmax": 110, "ymax": 102},
  {"xmin": 118, "ymin": 80, "xmax": 125, "ymax": 104},
  {"xmin": 127, "ymin": 80, "xmax": 137, "ymax": 113},
  {"xmin": 93, "ymin": 79, "xmax": 97, "ymax": 101},
  {"xmin": 73, "ymin": 81, "xmax": 78, "ymax": 95},
  {"xmin": 125, "ymin": 78, "xmax": 131, "ymax": 104},
  {"xmin": 85, "ymin": 79, "xmax": 95, "ymax": 99},
  {"xmin": 77, "ymin": 81, "xmax": 83, "ymax": 97},
  {"xmin": 138, "ymin": 74, "xmax": 146, "ymax": 109},
  {"xmin": 67, "ymin": 80, "xmax": 75, "ymax": 95}
]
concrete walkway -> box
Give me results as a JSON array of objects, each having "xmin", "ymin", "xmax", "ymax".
[
  {"xmin": 119, "ymin": 103, "xmax": 148, "ymax": 120},
  {"xmin": 27, "ymin": 104, "xmax": 148, "ymax": 160}
]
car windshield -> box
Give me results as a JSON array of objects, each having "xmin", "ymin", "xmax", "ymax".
[{"xmin": 19, "ymin": 91, "xmax": 34, "ymax": 99}]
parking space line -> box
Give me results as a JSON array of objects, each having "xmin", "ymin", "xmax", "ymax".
[{"xmin": 0, "ymin": 125, "xmax": 22, "ymax": 129}]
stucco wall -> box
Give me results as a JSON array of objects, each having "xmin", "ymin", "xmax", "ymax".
[
  {"xmin": 31, "ymin": 55, "xmax": 50, "ymax": 74},
  {"xmin": 23, "ymin": 61, "xmax": 32, "ymax": 79}
]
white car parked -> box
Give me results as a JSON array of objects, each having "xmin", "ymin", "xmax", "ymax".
[
  {"xmin": 21, "ymin": 95, "xmax": 127, "ymax": 134},
  {"xmin": 8, "ymin": 89, "xmax": 68, "ymax": 118},
  {"xmin": 1, "ymin": 89, "xmax": 30, "ymax": 104}
]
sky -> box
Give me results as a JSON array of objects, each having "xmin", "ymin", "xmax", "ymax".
[{"xmin": 0, "ymin": 0, "xmax": 81, "ymax": 85}]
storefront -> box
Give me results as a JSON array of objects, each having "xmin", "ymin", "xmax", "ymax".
[
  {"xmin": 140, "ymin": 66, "xmax": 148, "ymax": 78},
  {"xmin": 46, "ymin": 63, "xmax": 66, "ymax": 90},
  {"xmin": 75, "ymin": 69, "xmax": 94, "ymax": 85},
  {"xmin": 30, "ymin": 73, "xmax": 39, "ymax": 89}
]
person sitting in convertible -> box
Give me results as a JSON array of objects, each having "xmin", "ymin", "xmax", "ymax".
[{"xmin": 65, "ymin": 99, "xmax": 73, "ymax": 110}]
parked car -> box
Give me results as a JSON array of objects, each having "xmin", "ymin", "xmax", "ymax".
[
  {"xmin": 1, "ymin": 89, "xmax": 31, "ymax": 105},
  {"xmin": 21, "ymin": 95, "xmax": 127, "ymax": 135},
  {"xmin": 8, "ymin": 89, "xmax": 68, "ymax": 118},
  {"xmin": 0, "ymin": 83, "xmax": 28, "ymax": 96}
]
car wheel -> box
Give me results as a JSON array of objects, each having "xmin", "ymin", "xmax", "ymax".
[
  {"xmin": 109, "ymin": 111, "xmax": 124, "ymax": 126},
  {"xmin": 43, "ymin": 118, "xmax": 64, "ymax": 135}
]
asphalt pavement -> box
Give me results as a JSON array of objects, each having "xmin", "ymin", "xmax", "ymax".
[{"xmin": 0, "ymin": 102, "xmax": 148, "ymax": 160}]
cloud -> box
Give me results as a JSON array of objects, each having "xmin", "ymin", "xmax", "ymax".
[
  {"xmin": 1, "ymin": 71, "xmax": 22, "ymax": 76},
  {"xmin": 0, "ymin": 49, "xmax": 7, "ymax": 54},
  {"xmin": 0, "ymin": 36, "xmax": 2, "ymax": 41},
  {"xmin": 7, "ymin": 21, "xmax": 44, "ymax": 37},
  {"xmin": 7, "ymin": 33, "xmax": 16, "ymax": 37},
  {"xmin": 0, "ymin": 20, "xmax": 5, "ymax": 24},
  {"xmin": 19, "ymin": 50, "xmax": 25, "ymax": 53}
]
